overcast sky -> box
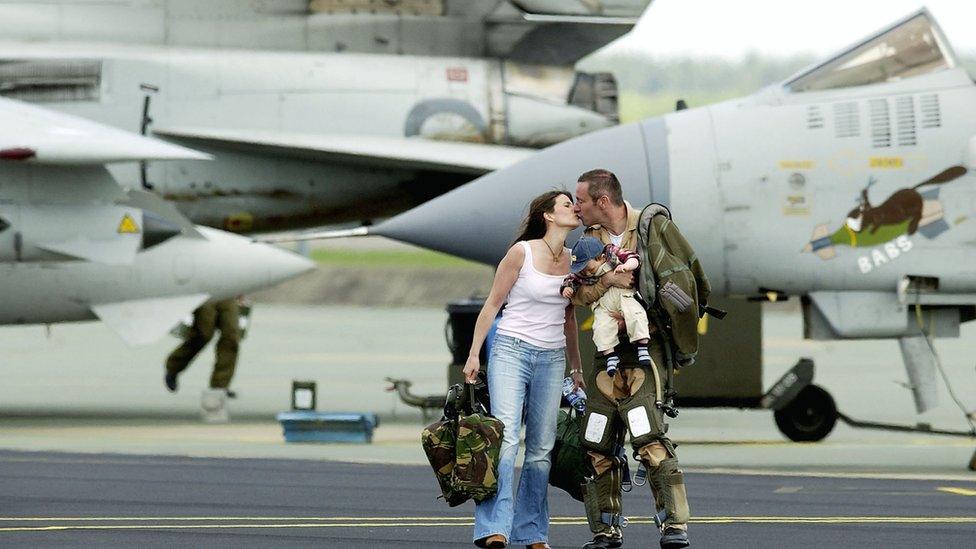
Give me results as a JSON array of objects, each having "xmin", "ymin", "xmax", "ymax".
[{"xmin": 608, "ymin": 0, "xmax": 975, "ymax": 60}]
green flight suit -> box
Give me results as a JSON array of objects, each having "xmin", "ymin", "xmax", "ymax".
[
  {"xmin": 572, "ymin": 203, "xmax": 691, "ymax": 541},
  {"xmin": 165, "ymin": 299, "xmax": 241, "ymax": 389}
]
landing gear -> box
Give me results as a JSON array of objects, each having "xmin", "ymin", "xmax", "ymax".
[
  {"xmin": 774, "ymin": 384, "xmax": 837, "ymax": 442},
  {"xmin": 762, "ymin": 359, "xmax": 838, "ymax": 442}
]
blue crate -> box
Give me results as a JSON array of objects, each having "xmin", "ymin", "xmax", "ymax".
[{"xmin": 276, "ymin": 411, "xmax": 379, "ymax": 443}]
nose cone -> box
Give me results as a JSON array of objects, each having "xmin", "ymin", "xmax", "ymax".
[
  {"xmin": 194, "ymin": 227, "xmax": 315, "ymax": 294},
  {"xmin": 259, "ymin": 242, "xmax": 317, "ymax": 286},
  {"xmin": 375, "ymin": 122, "xmax": 651, "ymax": 264}
]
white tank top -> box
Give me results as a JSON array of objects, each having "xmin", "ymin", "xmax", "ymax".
[{"xmin": 495, "ymin": 241, "xmax": 569, "ymax": 349}]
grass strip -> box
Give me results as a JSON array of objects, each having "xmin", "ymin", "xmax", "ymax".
[{"xmin": 310, "ymin": 248, "xmax": 487, "ymax": 269}]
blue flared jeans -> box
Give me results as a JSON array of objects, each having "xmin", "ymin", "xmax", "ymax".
[{"xmin": 473, "ymin": 334, "xmax": 565, "ymax": 545}]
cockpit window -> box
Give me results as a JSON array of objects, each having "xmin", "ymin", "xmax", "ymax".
[{"xmin": 785, "ymin": 11, "xmax": 956, "ymax": 93}]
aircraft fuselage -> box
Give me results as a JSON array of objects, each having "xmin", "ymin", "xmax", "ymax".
[{"xmin": 664, "ymin": 68, "xmax": 976, "ymax": 298}]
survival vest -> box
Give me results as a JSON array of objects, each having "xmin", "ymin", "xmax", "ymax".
[{"xmin": 636, "ymin": 203, "xmax": 712, "ymax": 364}]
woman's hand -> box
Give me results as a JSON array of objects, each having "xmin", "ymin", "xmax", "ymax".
[{"xmin": 463, "ymin": 355, "xmax": 481, "ymax": 384}]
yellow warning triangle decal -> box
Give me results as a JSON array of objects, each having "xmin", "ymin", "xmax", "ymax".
[{"xmin": 117, "ymin": 214, "xmax": 140, "ymax": 234}]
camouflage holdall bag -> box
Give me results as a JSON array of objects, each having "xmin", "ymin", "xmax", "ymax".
[
  {"xmin": 549, "ymin": 408, "xmax": 587, "ymax": 501},
  {"xmin": 421, "ymin": 380, "xmax": 504, "ymax": 506},
  {"xmin": 421, "ymin": 415, "xmax": 468, "ymax": 506}
]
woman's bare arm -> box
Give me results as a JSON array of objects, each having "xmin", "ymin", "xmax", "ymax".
[
  {"xmin": 564, "ymin": 304, "xmax": 585, "ymax": 390},
  {"xmin": 462, "ymin": 244, "xmax": 524, "ymax": 382}
]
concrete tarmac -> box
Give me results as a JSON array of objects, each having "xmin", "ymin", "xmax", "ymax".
[
  {"xmin": 1, "ymin": 450, "xmax": 974, "ymax": 549},
  {"xmin": 1, "ymin": 303, "xmax": 975, "ymax": 473},
  {"xmin": 2, "ymin": 302, "xmax": 975, "ymax": 425}
]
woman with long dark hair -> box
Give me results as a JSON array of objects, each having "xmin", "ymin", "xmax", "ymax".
[{"xmin": 463, "ymin": 190, "xmax": 584, "ymax": 549}]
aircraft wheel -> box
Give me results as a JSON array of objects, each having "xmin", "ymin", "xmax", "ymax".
[{"xmin": 774, "ymin": 384, "xmax": 837, "ymax": 442}]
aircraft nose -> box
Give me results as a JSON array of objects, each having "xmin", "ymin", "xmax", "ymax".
[
  {"xmin": 375, "ymin": 122, "xmax": 652, "ymax": 264},
  {"xmin": 258, "ymin": 243, "xmax": 316, "ymax": 286},
  {"xmin": 191, "ymin": 227, "xmax": 315, "ymax": 294}
]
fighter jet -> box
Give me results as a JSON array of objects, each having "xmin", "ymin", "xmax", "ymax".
[
  {"xmin": 0, "ymin": 0, "xmax": 650, "ymax": 232},
  {"xmin": 347, "ymin": 9, "xmax": 976, "ymax": 431},
  {"xmin": 0, "ymin": 96, "xmax": 314, "ymax": 345}
]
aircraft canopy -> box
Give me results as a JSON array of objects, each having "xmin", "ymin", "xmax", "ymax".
[{"xmin": 785, "ymin": 10, "xmax": 957, "ymax": 93}]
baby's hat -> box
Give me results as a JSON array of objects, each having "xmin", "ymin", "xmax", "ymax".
[{"xmin": 570, "ymin": 236, "xmax": 605, "ymax": 274}]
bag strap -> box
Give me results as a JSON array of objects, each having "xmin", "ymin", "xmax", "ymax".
[{"xmin": 467, "ymin": 383, "xmax": 488, "ymax": 416}]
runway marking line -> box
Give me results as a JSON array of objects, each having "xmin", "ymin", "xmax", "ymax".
[
  {"xmin": 690, "ymin": 467, "xmax": 976, "ymax": 482},
  {"xmin": 938, "ymin": 487, "xmax": 976, "ymax": 496},
  {"xmin": 4, "ymin": 456, "xmax": 976, "ymax": 482},
  {"xmin": 3, "ymin": 516, "xmax": 976, "ymax": 533}
]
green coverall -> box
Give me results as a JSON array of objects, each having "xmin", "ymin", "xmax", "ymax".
[
  {"xmin": 165, "ymin": 299, "xmax": 241, "ymax": 389},
  {"xmin": 572, "ymin": 203, "xmax": 691, "ymax": 543}
]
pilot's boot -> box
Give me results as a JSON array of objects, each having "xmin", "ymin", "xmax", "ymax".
[
  {"xmin": 581, "ymin": 531, "xmax": 621, "ymax": 549},
  {"xmin": 660, "ymin": 527, "xmax": 690, "ymax": 549}
]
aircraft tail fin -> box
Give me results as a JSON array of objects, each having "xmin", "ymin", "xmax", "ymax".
[
  {"xmin": 90, "ymin": 294, "xmax": 210, "ymax": 346},
  {"xmin": 120, "ymin": 188, "xmax": 203, "ymax": 240}
]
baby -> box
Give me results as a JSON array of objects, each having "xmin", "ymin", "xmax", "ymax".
[{"xmin": 561, "ymin": 236, "xmax": 651, "ymax": 376}]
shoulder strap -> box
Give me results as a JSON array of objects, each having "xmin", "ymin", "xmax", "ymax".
[
  {"xmin": 636, "ymin": 204, "xmax": 660, "ymax": 306},
  {"xmin": 518, "ymin": 241, "xmax": 532, "ymax": 271}
]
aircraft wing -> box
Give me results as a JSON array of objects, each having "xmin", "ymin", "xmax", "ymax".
[
  {"xmin": 152, "ymin": 127, "xmax": 535, "ymax": 175},
  {"xmin": 0, "ymin": 97, "xmax": 210, "ymax": 165}
]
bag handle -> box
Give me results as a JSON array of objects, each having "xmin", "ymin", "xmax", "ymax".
[
  {"xmin": 442, "ymin": 383, "xmax": 465, "ymax": 421},
  {"xmin": 467, "ymin": 383, "xmax": 489, "ymax": 416}
]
